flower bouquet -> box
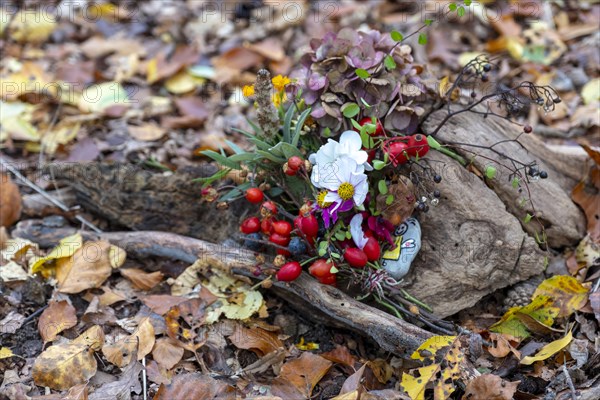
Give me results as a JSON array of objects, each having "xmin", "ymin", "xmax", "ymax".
[{"xmin": 198, "ymin": 26, "xmax": 559, "ymax": 316}]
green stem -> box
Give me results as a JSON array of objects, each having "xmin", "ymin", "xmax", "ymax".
[
  {"xmin": 400, "ymin": 289, "xmax": 433, "ymax": 313},
  {"xmin": 375, "ymin": 296, "xmax": 403, "ymax": 319}
]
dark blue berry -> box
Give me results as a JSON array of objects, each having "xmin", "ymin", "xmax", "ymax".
[
  {"xmin": 288, "ymin": 237, "xmax": 307, "ymax": 256},
  {"xmin": 539, "ymin": 171, "xmax": 548, "ymax": 179},
  {"xmin": 244, "ymin": 233, "xmax": 262, "ymax": 251}
]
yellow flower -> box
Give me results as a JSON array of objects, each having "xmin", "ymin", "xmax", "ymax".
[
  {"xmin": 271, "ymin": 75, "xmax": 291, "ymax": 91},
  {"xmin": 272, "ymin": 92, "xmax": 287, "ymax": 108},
  {"xmin": 242, "ymin": 84, "xmax": 255, "ymax": 98}
]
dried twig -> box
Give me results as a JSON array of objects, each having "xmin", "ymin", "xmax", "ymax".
[{"xmin": 254, "ymin": 69, "xmax": 280, "ymax": 140}]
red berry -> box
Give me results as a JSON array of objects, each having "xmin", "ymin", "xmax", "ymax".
[
  {"xmin": 406, "ymin": 134, "xmax": 429, "ymax": 157},
  {"xmin": 277, "ymin": 249, "xmax": 291, "ymax": 256},
  {"xmin": 245, "ymin": 188, "xmax": 264, "ymax": 203},
  {"xmin": 288, "ymin": 156, "xmax": 303, "ymax": 171},
  {"xmin": 363, "ymin": 238, "xmax": 381, "ymax": 262},
  {"xmin": 364, "ymin": 229, "xmax": 375, "ymax": 239},
  {"xmin": 308, "ymin": 259, "xmax": 335, "ymax": 278},
  {"xmin": 269, "ymin": 232, "xmax": 290, "ymax": 247},
  {"xmin": 388, "ymin": 142, "xmax": 410, "ymax": 165},
  {"xmin": 357, "ymin": 117, "xmax": 384, "ymax": 136},
  {"xmin": 344, "ymin": 248, "xmax": 368, "ymax": 268},
  {"xmin": 318, "ymin": 274, "xmax": 337, "ymax": 285},
  {"xmin": 261, "ymin": 218, "xmax": 274, "ymax": 234},
  {"xmin": 298, "ymin": 214, "xmax": 319, "ymax": 238},
  {"xmin": 261, "ymin": 201, "xmax": 277, "ymax": 216},
  {"xmin": 240, "ymin": 217, "xmax": 260, "ymax": 234},
  {"xmin": 284, "ymin": 167, "xmax": 297, "ymax": 176},
  {"xmin": 272, "ymin": 220, "xmax": 292, "ymax": 236},
  {"xmin": 276, "ymin": 261, "xmax": 302, "ymax": 282}
]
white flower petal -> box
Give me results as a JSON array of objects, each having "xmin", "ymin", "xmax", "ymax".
[{"xmin": 350, "ymin": 214, "xmax": 368, "ymax": 249}]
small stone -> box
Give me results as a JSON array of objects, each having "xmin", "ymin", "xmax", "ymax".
[
  {"xmin": 381, "ymin": 218, "xmax": 421, "ymax": 280},
  {"xmin": 551, "ymin": 70, "xmax": 574, "ymax": 92}
]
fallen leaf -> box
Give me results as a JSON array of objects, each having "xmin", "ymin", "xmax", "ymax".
[
  {"xmin": 272, "ymin": 352, "xmax": 333, "ymax": 399},
  {"xmin": 0, "ymin": 173, "xmax": 22, "ymax": 227},
  {"xmin": 581, "ymin": 78, "xmax": 600, "ymax": 105},
  {"xmin": 127, "ymin": 123, "xmax": 167, "ymax": 142},
  {"xmin": 321, "ymin": 345, "xmax": 357, "ymax": 370},
  {"xmin": 120, "ymin": 268, "xmax": 164, "ymax": 290},
  {"xmin": 166, "ymin": 298, "xmax": 208, "ymax": 351},
  {"xmin": 38, "ymin": 300, "xmax": 78, "ymax": 342},
  {"xmin": 591, "ymin": 292, "xmax": 600, "ymax": 324},
  {"xmin": 0, "ymin": 261, "xmax": 28, "ymax": 282},
  {"xmin": 9, "ymin": 9, "xmax": 56, "ymax": 43},
  {"xmin": 154, "ymin": 373, "xmax": 236, "ymax": 400},
  {"xmin": 102, "ymin": 317, "xmax": 155, "ymax": 367},
  {"xmin": 0, "ymin": 311, "xmax": 25, "ymax": 334},
  {"xmin": 532, "ymin": 276, "xmax": 590, "ymax": 317},
  {"xmin": 520, "ymin": 330, "xmax": 572, "ymax": 365},
  {"xmin": 462, "ymin": 374, "xmax": 519, "ymax": 400},
  {"xmin": 61, "ymin": 383, "xmax": 88, "ymax": 400},
  {"xmin": 228, "ymin": 323, "xmax": 284, "ymax": 356},
  {"xmin": 367, "ymin": 359, "xmax": 393, "ymax": 385},
  {"xmin": 164, "ymin": 71, "xmax": 204, "ymax": 94},
  {"xmin": 147, "ymin": 45, "xmax": 200, "ymax": 84},
  {"xmin": 32, "ymin": 326, "xmax": 104, "ymax": 390},
  {"xmin": 568, "ymin": 338, "xmax": 589, "ymax": 368},
  {"xmin": 162, "ymin": 96, "xmax": 210, "ymax": 129},
  {"xmin": 490, "ymin": 295, "xmax": 559, "ymax": 339},
  {"xmin": 30, "ymin": 233, "xmax": 83, "ymax": 274},
  {"xmin": 152, "ymin": 338, "xmax": 184, "ymax": 370},
  {"xmin": 246, "ymin": 38, "xmax": 285, "ymax": 61},
  {"xmin": 211, "ymin": 47, "xmax": 263, "ymax": 73},
  {"xmin": 1, "ymin": 237, "xmax": 36, "ymax": 261},
  {"xmin": 56, "ymin": 240, "xmax": 113, "ymax": 294},
  {"xmin": 141, "ymin": 295, "xmax": 189, "ymax": 315},
  {"xmin": 88, "ymin": 351, "xmax": 143, "ymax": 400},
  {"xmin": 78, "ymin": 82, "xmax": 130, "ymax": 114},
  {"xmin": 339, "ymin": 364, "xmax": 366, "ymax": 396},
  {"xmin": 575, "ymin": 235, "xmax": 600, "ymax": 273},
  {"xmin": 0, "ymin": 348, "xmax": 15, "ymax": 359}
]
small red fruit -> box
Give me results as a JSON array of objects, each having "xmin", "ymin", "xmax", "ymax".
[
  {"xmin": 261, "ymin": 201, "xmax": 278, "ymax": 217},
  {"xmin": 245, "ymin": 188, "xmax": 264, "ymax": 203},
  {"xmin": 240, "ymin": 217, "xmax": 260, "ymax": 234},
  {"xmin": 288, "ymin": 156, "xmax": 303, "ymax": 171},
  {"xmin": 276, "ymin": 261, "xmax": 302, "ymax": 282},
  {"xmin": 261, "ymin": 218, "xmax": 274, "ymax": 234},
  {"xmin": 363, "ymin": 238, "xmax": 381, "ymax": 261},
  {"xmin": 344, "ymin": 247, "xmax": 368, "ymax": 268},
  {"xmin": 318, "ymin": 274, "xmax": 337, "ymax": 285},
  {"xmin": 283, "ymin": 162, "xmax": 297, "ymax": 176},
  {"xmin": 277, "ymin": 249, "xmax": 291, "ymax": 256},
  {"xmin": 407, "ymin": 134, "xmax": 429, "ymax": 157},
  {"xmin": 272, "ymin": 220, "xmax": 292, "ymax": 236},
  {"xmin": 308, "ymin": 259, "xmax": 335, "ymax": 278},
  {"xmin": 269, "ymin": 232, "xmax": 291, "ymax": 247},
  {"xmin": 388, "ymin": 142, "xmax": 410, "ymax": 165},
  {"xmin": 297, "ymin": 214, "xmax": 319, "ymax": 238},
  {"xmin": 357, "ymin": 117, "xmax": 384, "ymax": 136}
]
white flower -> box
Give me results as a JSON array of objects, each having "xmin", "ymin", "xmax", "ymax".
[
  {"xmin": 322, "ymin": 157, "xmax": 369, "ymax": 209},
  {"xmin": 309, "ymin": 130, "xmax": 372, "ymax": 188},
  {"xmin": 350, "ymin": 214, "xmax": 368, "ymax": 249}
]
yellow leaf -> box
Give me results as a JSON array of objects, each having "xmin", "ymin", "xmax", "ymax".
[
  {"xmin": 532, "ymin": 276, "xmax": 590, "ymax": 317},
  {"xmin": 109, "ymin": 244, "xmax": 127, "ymax": 268},
  {"xmin": 10, "ymin": 10, "xmax": 56, "ymax": 43},
  {"xmin": 30, "ymin": 233, "xmax": 82, "ymax": 274},
  {"xmin": 1, "ymin": 237, "xmax": 37, "ymax": 261},
  {"xmin": 128, "ymin": 122, "xmax": 167, "ymax": 142},
  {"xmin": 331, "ymin": 390, "xmax": 358, "ymax": 400},
  {"xmin": 56, "ymin": 240, "xmax": 113, "ymax": 293},
  {"xmin": 147, "ymin": 58, "xmax": 159, "ymax": 84},
  {"xmin": 490, "ymin": 295, "xmax": 559, "ymax": 339},
  {"xmin": 0, "ymin": 347, "xmax": 15, "ymax": 359},
  {"xmin": 520, "ymin": 330, "xmax": 573, "ymax": 365},
  {"xmin": 41, "ymin": 122, "xmax": 81, "ymax": 154},
  {"xmin": 402, "ymin": 364, "xmax": 437, "ymax": 400},
  {"xmin": 411, "ymin": 335, "xmax": 455, "ymax": 360},
  {"xmin": 0, "ymin": 101, "xmax": 39, "ymax": 142},
  {"xmin": 78, "ymin": 82, "xmax": 130, "ymax": 114},
  {"xmin": 581, "ymin": 78, "xmax": 600, "ymax": 105},
  {"xmin": 164, "ymin": 71, "xmax": 204, "ymax": 94}
]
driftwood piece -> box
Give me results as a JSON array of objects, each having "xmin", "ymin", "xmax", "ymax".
[
  {"xmin": 21, "ymin": 187, "xmax": 76, "ymax": 217},
  {"xmin": 423, "ymin": 109, "xmax": 586, "ymax": 248},
  {"xmin": 13, "ymin": 219, "xmax": 433, "ymax": 357}
]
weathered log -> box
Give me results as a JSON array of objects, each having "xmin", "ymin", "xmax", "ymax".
[{"xmin": 13, "ymin": 219, "xmax": 433, "ymax": 357}]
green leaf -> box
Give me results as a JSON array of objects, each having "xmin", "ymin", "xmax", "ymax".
[
  {"xmin": 385, "ymin": 194, "xmax": 394, "ymax": 206},
  {"xmin": 465, "ymin": 0, "xmax": 472, "ymax": 5},
  {"xmin": 457, "ymin": 6, "xmax": 465, "ymax": 17},
  {"xmin": 449, "ymin": 3, "xmax": 457, "ymax": 11},
  {"xmin": 219, "ymin": 182, "xmax": 252, "ymax": 202},
  {"xmin": 384, "ymin": 55, "xmax": 397, "ymax": 70},
  {"xmin": 523, "ymin": 213, "xmax": 533, "ymax": 224},
  {"xmin": 360, "ymin": 130, "xmax": 374, "ymax": 149},
  {"xmin": 373, "ymin": 160, "xmax": 386, "ymax": 170},
  {"xmin": 342, "ymin": 103, "xmax": 360, "ymax": 118},
  {"xmin": 335, "ymin": 231, "xmax": 346, "ymax": 241},
  {"xmin": 191, "ymin": 168, "xmax": 229, "ymax": 184},
  {"xmin": 350, "ymin": 118, "xmax": 363, "ymax": 131},
  {"xmin": 268, "ymin": 187, "xmax": 284, "ymax": 197},
  {"xmin": 292, "ymin": 108, "xmax": 311, "ymax": 146},
  {"xmin": 390, "ymin": 30, "xmax": 403, "ymax": 42},
  {"xmin": 426, "ymin": 135, "xmax": 442, "ymax": 150},
  {"xmin": 424, "ymin": 19, "xmax": 433, "ymax": 26},
  {"xmin": 355, "ymin": 68, "xmax": 370, "ymax": 79},
  {"xmin": 359, "ymin": 98, "xmax": 372, "ymax": 108},
  {"xmin": 225, "ymin": 140, "xmax": 245, "ymax": 155},
  {"xmin": 256, "ymin": 150, "xmax": 285, "ymax": 163},
  {"xmin": 331, "ymin": 252, "xmax": 341, "ymax": 259},
  {"xmin": 378, "ymin": 180, "xmax": 388, "ymax": 195},
  {"xmin": 329, "ymin": 265, "xmax": 339, "ymax": 274},
  {"xmin": 228, "ymin": 153, "xmax": 258, "ymax": 162},
  {"xmin": 512, "ymin": 177, "xmax": 520, "ymax": 189},
  {"xmin": 485, "ymin": 166, "xmax": 497, "ymax": 179},
  {"xmin": 318, "ymin": 241, "xmax": 328, "ymax": 257},
  {"xmin": 271, "ymin": 142, "xmax": 303, "ymax": 159},
  {"xmin": 345, "ymin": 231, "xmax": 352, "ymax": 240},
  {"xmin": 282, "ymin": 104, "xmax": 295, "ymax": 143},
  {"xmin": 418, "ymin": 33, "xmax": 427, "ymax": 45},
  {"xmin": 201, "ymin": 150, "xmax": 242, "ymax": 170}
]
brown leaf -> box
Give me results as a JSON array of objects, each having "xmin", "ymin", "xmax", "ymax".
[
  {"xmin": 88, "ymin": 351, "xmax": 143, "ymax": 400},
  {"xmin": 32, "ymin": 326, "xmax": 104, "ymax": 390},
  {"xmin": 211, "ymin": 47, "xmax": 263, "ymax": 73},
  {"xmin": 486, "ymin": 333, "xmax": 521, "ymax": 359},
  {"xmin": 154, "ymin": 373, "xmax": 236, "ymax": 400},
  {"xmin": 165, "ymin": 298, "xmax": 207, "ymax": 351},
  {"xmin": 272, "ymin": 352, "xmax": 333, "ymax": 399},
  {"xmin": 228, "ymin": 323, "xmax": 284, "ymax": 356},
  {"xmin": 38, "ymin": 300, "xmax": 78, "ymax": 342},
  {"xmin": 162, "ymin": 96, "xmax": 209, "ymax": 129},
  {"xmin": 321, "ymin": 345, "xmax": 358, "ymax": 370},
  {"xmin": 147, "ymin": 45, "xmax": 200, "ymax": 84},
  {"xmin": 366, "ymin": 359, "xmax": 393, "ymax": 384},
  {"xmin": 152, "ymin": 338, "xmax": 184, "ymax": 370},
  {"xmin": 141, "ymin": 295, "xmax": 188, "ymax": 315},
  {"xmin": 0, "ymin": 174, "xmax": 22, "ymax": 227},
  {"xmin": 490, "ymin": 14, "xmax": 522, "ymax": 37},
  {"xmin": 590, "ymin": 292, "xmax": 600, "ymax": 324},
  {"xmin": 339, "ymin": 364, "xmax": 366, "ymax": 395},
  {"xmin": 120, "ymin": 268, "xmax": 164, "ymax": 290},
  {"xmin": 462, "ymin": 374, "xmax": 519, "ymax": 400},
  {"xmin": 246, "ymin": 38, "xmax": 285, "ymax": 62},
  {"xmin": 102, "ymin": 317, "xmax": 155, "ymax": 367},
  {"xmin": 56, "ymin": 241, "xmax": 113, "ymax": 294},
  {"xmin": 127, "ymin": 123, "xmax": 167, "ymax": 142},
  {"xmin": 376, "ymin": 175, "xmax": 416, "ymax": 225}
]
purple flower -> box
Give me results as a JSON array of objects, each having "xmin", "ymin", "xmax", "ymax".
[{"xmin": 368, "ymin": 216, "xmax": 396, "ymax": 247}]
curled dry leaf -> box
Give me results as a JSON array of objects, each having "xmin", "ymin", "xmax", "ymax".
[
  {"xmin": 102, "ymin": 317, "xmax": 155, "ymax": 367},
  {"xmin": 154, "ymin": 373, "xmax": 236, "ymax": 400},
  {"xmin": 486, "ymin": 333, "xmax": 521, "ymax": 359},
  {"xmin": 520, "ymin": 330, "xmax": 573, "ymax": 365},
  {"xmin": 166, "ymin": 298, "xmax": 208, "ymax": 351},
  {"xmin": 228, "ymin": 323, "xmax": 284, "ymax": 356},
  {"xmin": 38, "ymin": 300, "xmax": 78, "ymax": 343},
  {"xmin": 57, "ymin": 240, "xmax": 113, "ymax": 294},
  {"xmin": 142, "ymin": 295, "xmax": 188, "ymax": 315},
  {"xmin": 532, "ymin": 276, "xmax": 590, "ymax": 318},
  {"xmin": 375, "ymin": 176, "xmax": 415, "ymax": 225},
  {"xmin": 32, "ymin": 325, "xmax": 104, "ymax": 390},
  {"xmin": 30, "ymin": 233, "xmax": 83, "ymax": 274},
  {"xmin": 462, "ymin": 374, "xmax": 519, "ymax": 400},
  {"xmin": 120, "ymin": 268, "xmax": 164, "ymax": 291},
  {"xmin": 89, "ymin": 350, "xmax": 143, "ymax": 400},
  {"xmin": 271, "ymin": 352, "xmax": 333, "ymax": 399},
  {"xmin": 152, "ymin": 338, "xmax": 184, "ymax": 370},
  {"xmin": 321, "ymin": 345, "xmax": 358, "ymax": 370},
  {"xmin": 0, "ymin": 261, "xmax": 28, "ymax": 282},
  {"xmin": 0, "ymin": 173, "xmax": 22, "ymax": 227}
]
